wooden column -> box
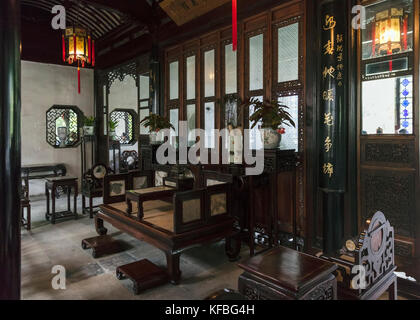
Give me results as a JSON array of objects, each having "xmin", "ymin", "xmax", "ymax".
[
  {"xmin": 318, "ymin": 0, "xmax": 348, "ymax": 255},
  {"xmin": 0, "ymin": 0, "xmax": 21, "ymax": 300}
]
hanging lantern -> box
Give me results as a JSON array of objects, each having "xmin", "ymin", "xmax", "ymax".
[
  {"xmin": 62, "ymin": 26, "xmax": 95, "ymax": 94},
  {"xmin": 373, "ymin": 8, "xmax": 404, "ymax": 57}
]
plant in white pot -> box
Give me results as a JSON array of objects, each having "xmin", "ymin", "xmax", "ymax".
[
  {"xmin": 246, "ymin": 97, "xmax": 295, "ymax": 149},
  {"xmin": 139, "ymin": 113, "xmax": 175, "ymax": 145},
  {"xmin": 83, "ymin": 116, "xmax": 95, "ymax": 136},
  {"xmin": 108, "ymin": 119, "xmax": 118, "ymax": 140}
]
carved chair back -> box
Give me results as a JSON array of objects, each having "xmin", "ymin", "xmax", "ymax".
[
  {"xmin": 103, "ymin": 173, "xmax": 132, "ymax": 204},
  {"xmin": 355, "ymin": 211, "xmax": 395, "ymax": 294}
]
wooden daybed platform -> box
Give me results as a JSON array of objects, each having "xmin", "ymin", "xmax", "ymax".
[{"xmin": 89, "ymin": 174, "xmax": 241, "ymax": 285}]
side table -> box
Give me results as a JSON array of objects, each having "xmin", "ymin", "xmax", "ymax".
[
  {"xmin": 238, "ymin": 246, "xmax": 337, "ymax": 300},
  {"xmin": 45, "ymin": 177, "xmax": 78, "ymax": 224}
]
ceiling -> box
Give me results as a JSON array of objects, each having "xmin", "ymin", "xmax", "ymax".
[
  {"xmin": 22, "ymin": 0, "xmax": 130, "ymax": 39},
  {"xmin": 20, "ymin": 0, "xmax": 284, "ymax": 68}
]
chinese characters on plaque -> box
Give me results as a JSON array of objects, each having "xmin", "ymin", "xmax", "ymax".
[{"xmin": 319, "ymin": 10, "xmax": 347, "ymax": 192}]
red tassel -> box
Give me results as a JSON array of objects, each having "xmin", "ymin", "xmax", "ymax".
[
  {"xmin": 371, "ymin": 23, "xmax": 376, "ymax": 57},
  {"xmin": 88, "ymin": 36, "xmax": 91, "ymax": 64},
  {"xmin": 403, "ymin": 16, "xmax": 408, "ymax": 51},
  {"xmin": 92, "ymin": 40, "xmax": 95, "ymax": 67},
  {"xmin": 73, "ymin": 33, "xmax": 77, "ymax": 60},
  {"xmin": 62, "ymin": 34, "xmax": 66, "ymax": 62},
  {"xmin": 78, "ymin": 61, "xmax": 81, "ymax": 94},
  {"xmin": 232, "ymin": 0, "xmax": 237, "ymax": 51}
]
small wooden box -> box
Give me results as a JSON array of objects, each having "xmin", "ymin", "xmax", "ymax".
[{"xmin": 238, "ymin": 247, "xmax": 337, "ymax": 300}]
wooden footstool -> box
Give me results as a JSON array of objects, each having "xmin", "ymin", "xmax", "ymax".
[
  {"xmin": 116, "ymin": 259, "xmax": 169, "ymax": 295},
  {"xmin": 81, "ymin": 235, "xmax": 122, "ymax": 258}
]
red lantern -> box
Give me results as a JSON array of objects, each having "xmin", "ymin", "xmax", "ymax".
[{"xmin": 62, "ymin": 26, "xmax": 95, "ymax": 94}]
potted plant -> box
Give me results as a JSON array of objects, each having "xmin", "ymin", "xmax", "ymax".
[
  {"xmin": 139, "ymin": 113, "xmax": 175, "ymax": 144},
  {"xmin": 245, "ymin": 97, "xmax": 295, "ymax": 149},
  {"xmin": 108, "ymin": 119, "xmax": 118, "ymax": 140},
  {"xmin": 83, "ymin": 116, "xmax": 95, "ymax": 136}
]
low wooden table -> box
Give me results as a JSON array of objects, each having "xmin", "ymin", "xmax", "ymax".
[
  {"xmin": 125, "ymin": 186, "xmax": 176, "ymax": 220},
  {"xmin": 238, "ymin": 246, "xmax": 337, "ymax": 300},
  {"xmin": 45, "ymin": 177, "xmax": 78, "ymax": 224},
  {"xmin": 116, "ymin": 259, "xmax": 169, "ymax": 294}
]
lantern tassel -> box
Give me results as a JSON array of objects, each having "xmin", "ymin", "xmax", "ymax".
[
  {"xmin": 403, "ymin": 15, "xmax": 408, "ymax": 51},
  {"xmin": 62, "ymin": 34, "xmax": 66, "ymax": 62},
  {"xmin": 232, "ymin": 0, "xmax": 237, "ymax": 51},
  {"xmin": 73, "ymin": 33, "xmax": 77, "ymax": 60},
  {"xmin": 371, "ymin": 23, "xmax": 376, "ymax": 57},
  {"xmin": 88, "ymin": 36, "xmax": 92, "ymax": 64},
  {"xmin": 78, "ymin": 61, "xmax": 81, "ymax": 94},
  {"xmin": 92, "ymin": 40, "xmax": 95, "ymax": 67}
]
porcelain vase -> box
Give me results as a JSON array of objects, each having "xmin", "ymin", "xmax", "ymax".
[{"xmin": 260, "ymin": 128, "xmax": 282, "ymax": 149}]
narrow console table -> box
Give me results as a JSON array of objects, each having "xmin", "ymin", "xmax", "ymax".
[
  {"xmin": 22, "ymin": 163, "xmax": 66, "ymax": 180},
  {"xmin": 45, "ymin": 177, "xmax": 78, "ymax": 224},
  {"xmin": 238, "ymin": 246, "xmax": 337, "ymax": 300}
]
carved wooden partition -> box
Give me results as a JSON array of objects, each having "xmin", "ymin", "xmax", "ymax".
[
  {"xmin": 163, "ymin": 0, "xmax": 308, "ymax": 245},
  {"xmin": 357, "ymin": 0, "xmax": 420, "ymax": 259}
]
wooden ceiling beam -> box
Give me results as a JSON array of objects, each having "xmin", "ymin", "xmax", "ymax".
[{"xmin": 82, "ymin": 0, "xmax": 157, "ymax": 26}]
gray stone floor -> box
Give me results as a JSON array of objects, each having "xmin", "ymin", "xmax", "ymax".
[{"xmin": 21, "ymin": 196, "xmax": 247, "ymax": 300}]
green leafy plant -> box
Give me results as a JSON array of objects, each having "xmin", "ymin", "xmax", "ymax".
[
  {"xmin": 244, "ymin": 97, "xmax": 296, "ymax": 131},
  {"xmin": 83, "ymin": 116, "xmax": 95, "ymax": 126},
  {"xmin": 139, "ymin": 113, "xmax": 175, "ymax": 133},
  {"xmin": 108, "ymin": 119, "xmax": 118, "ymax": 131}
]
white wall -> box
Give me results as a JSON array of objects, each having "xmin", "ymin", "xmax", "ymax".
[{"xmin": 21, "ymin": 61, "xmax": 94, "ymax": 195}]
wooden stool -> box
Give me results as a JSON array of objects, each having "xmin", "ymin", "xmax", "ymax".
[
  {"xmin": 116, "ymin": 259, "xmax": 169, "ymax": 295},
  {"xmin": 81, "ymin": 235, "xmax": 122, "ymax": 258},
  {"xmin": 45, "ymin": 177, "xmax": 78, "ymax": 224},
  {"xmin": 238, "ymin": 246, "xmax": 337, "ymax": 300},
  {"xmin": 20, "ymin": 199, "xmax": 31, "ymax": 230}
]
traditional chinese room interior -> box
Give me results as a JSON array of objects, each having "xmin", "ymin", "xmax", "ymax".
[{"xmin": 1, "ymin": 0, "xmax": 420, "ymax": 300}]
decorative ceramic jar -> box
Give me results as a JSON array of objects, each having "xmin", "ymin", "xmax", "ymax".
[
  {"xmin": 260, "ymin": 128, "xmax": 281, "ymax": 149},
  {"xmin": 109, "ymin": 130, "xmax": 116, "ymax": 140},
  {"xmin": 149, "ymin": 131, "xmax": 163, "ymax": 145},
  {"xmin": 83, "ymin": 126, "xmax": 94, "ymax": 136}
]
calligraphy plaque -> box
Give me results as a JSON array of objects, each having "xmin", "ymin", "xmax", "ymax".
[{"xmin": 319, "ymin": 0, "xmax": 347, "ymax": 193}]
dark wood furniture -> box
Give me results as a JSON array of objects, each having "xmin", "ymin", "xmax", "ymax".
[
  {"xmin": 81, "ymin": 235, "xmax": 122, "ymax": 259},
  {"xmin": 125, "ymin": 186, "xmax": 177, "ymax": 221},
  {"xmin": 248, "ymin": 149, "xmax": 299, "ymax": 255},
  {"xmin": 116, "ymin": 259, "xmax": 169, "ymax": 295},
  {"xmin": 238, "ymin": 246, "xmax": 337, "ymax": 300},
  {"xmin": 20, "ymin": 175, "xmax": 31, "ymax": 231},
  {"xmin": 91, "ymin": 177, "xmax": 240, "ymax": 286},
  {"xmin": 120, "ymin": 150, "xmax": 139, "ymax": 172},
  {"xmin": 163, "ymin": 176, "xmax": 194, "ymax": 191},
  {"xmin": 82, "ymin": 163, "xmax": 109, "ymax": 218},
  {"xmin": 396, "ymin": 257, "xmax": 420, "ymax": 300},
  {"xmin": 322, "ymin": 211, "xmax": 397, "ymax": 300},
  {"xmin": 45, "ymin": 177, "xmax": 78, "ymax": 224},
  {"xmin": 21, "ymin": 163, "xmax": 66, "ymax": 180}
]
